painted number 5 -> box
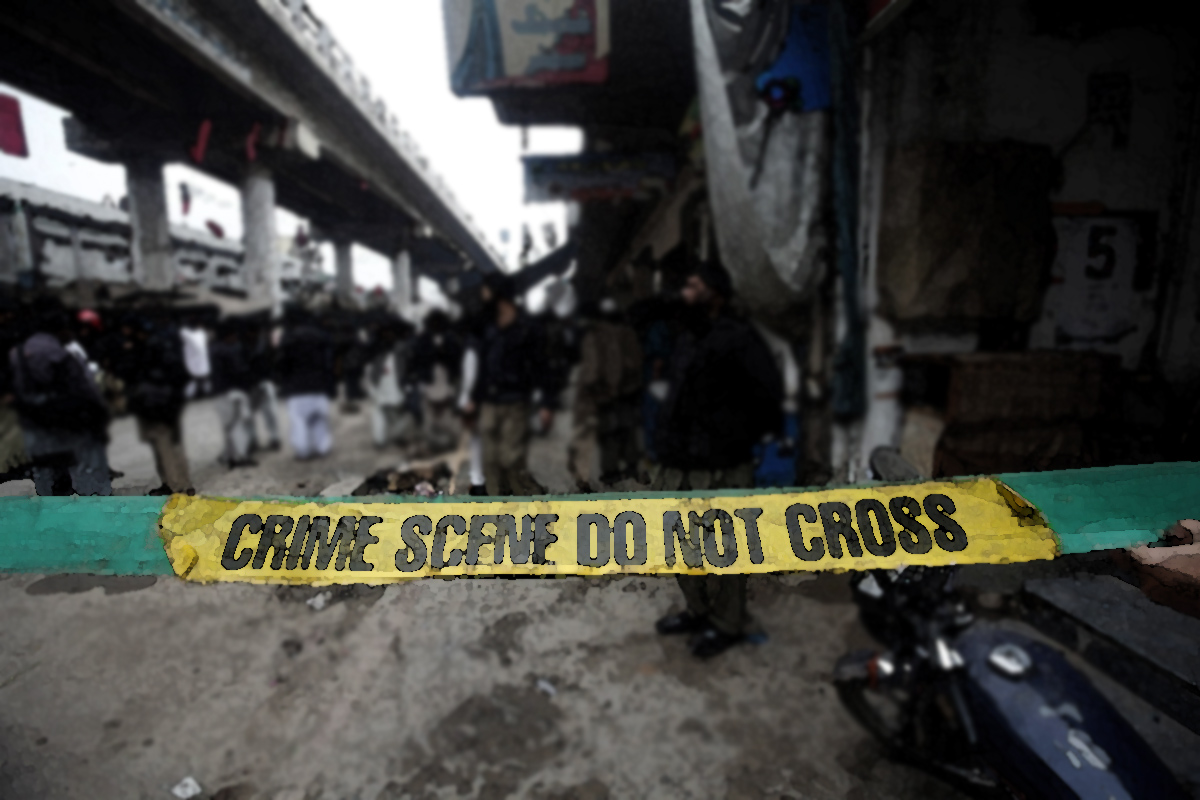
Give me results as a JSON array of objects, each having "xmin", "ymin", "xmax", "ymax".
[{"xmin": 1085, "ymin": 224, "xmax": 1118, "ymax": 279}]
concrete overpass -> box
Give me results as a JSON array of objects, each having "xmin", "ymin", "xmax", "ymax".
[
  {"xmin": 0, "ymin": 0, "xmax": 502, "ymax": 311},
  {"xmin": 0, "ymin": 176, "xmax": 337, "ymax": 311}
]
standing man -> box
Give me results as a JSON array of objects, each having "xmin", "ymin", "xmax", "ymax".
[
  {"xmin": 639, "ymin": 303, "xmax": 675, "ymax": 470},
  {"xmin": 8, "ymin": 306, "xmax": 112, "ymax": 496},
  {"xmin": 209, "ymin": 320, "xmax": 257, "ymax": 468},
  {"xmin": 569, "ymin": 297, "xmax": 644, "ymax": 491},
  {"xmin": 0, "ymin": 295, "xmax": 31, "ymax": 486},
  {"xmin": 67, "ymin": 309, "xmax": 104, "ymax": 378},
  {"xmin": 335, "ymin": 315, "xmax": 368, "ymax": 414},
  {"xmin": 464, "ymin": 273, "xmax": 557, "ymax": 497},
  {"xmin": 652, "ymin": 264, "xmax": 783, "ymax": 658},
  {"xmin": 363, "ymin": 321, "xmax": 415, "ymax": 448},
  {"xmin": 246, "ymin": 318, "xmax": 282, "ymax": 453},
  {"xmin": 115, "ymin": 315, "xmax": 193, "ymax": 496},
  {"xmin": 456, "ymin": 314, "xmax": 488, "ymax": 496},
  {"xmin": 276, "ymin": 307, "xmax": 337, "ymax": 460},
  {"xmin": 180, "ymin": 314, "xmax": 212, "ymax": 399},
  {"xmin": 410, "ymin": 311, "xmax": 463, "ymax": 453}
]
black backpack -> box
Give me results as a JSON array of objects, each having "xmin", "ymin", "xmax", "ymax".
[
  {"xmin": 127, "ymin": 334, "xmax": 186, "ymax": 422},
  {"xmin": 12, "ymin": 346, "xmax": 108, "ymax": 432}
]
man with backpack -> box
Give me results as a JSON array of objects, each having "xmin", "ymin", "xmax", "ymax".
[
  {"xmin": 111, "ymin": 314, "xmax": 193, "ymax": 495},
  {"xmin": 8, "ymin": 306, "xmax": 112, "ymax": 496}
]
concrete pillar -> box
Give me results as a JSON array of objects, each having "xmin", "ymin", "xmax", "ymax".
[
  {"xmin": 334, "ymin": 239, "xmax": 354, "ymax": 303},
  {"xmin": 126, "ymin": 158, "xmax": 173, "ymax": 291},
  {"xmin": 391, "ymin": 249, "xmax": 414, "ymax": 318},
  {"xmin": 241, "ymin": 163, "xmax": 280, "ymax": 308},
  {"xmin": 0, "ymin": 206, "xmax": 33, "ymax": 285},
  {"xmin": 0, "ymin": 213, "xmax": 16, "ymax": 285}
]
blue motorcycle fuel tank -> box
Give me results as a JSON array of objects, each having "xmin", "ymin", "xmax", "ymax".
[{"xmin": 955, "ymin": 625, "xmax": 1188, "ymax": 799}]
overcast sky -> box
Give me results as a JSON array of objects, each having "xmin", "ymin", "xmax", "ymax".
[{"xmin": 0, "ymin": 1, "xmax": 580, "ymax": 291}]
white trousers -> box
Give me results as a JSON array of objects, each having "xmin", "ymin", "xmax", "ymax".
[
  {"xmin": 370, "ymin": 403, "xmax": 415, "ymax": 448},
  {"xmin": 287, "ymin": 394, "xmax": 332, "ymax": 459},
  {"xmin": 250, "ymin": 380, "xmax": 281, "ymax": 448},
  {"xmin": 469, "ymin": 431, "xmax": 484, "ymax": 487},
  {"xmin": 216, "ymin": 389, "xmax": 254, "ymax": 464}
]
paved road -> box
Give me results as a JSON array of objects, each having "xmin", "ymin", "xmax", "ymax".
[{"xmin": 1, "ymin": 398, "xmax": 1195, "ymax": 799}]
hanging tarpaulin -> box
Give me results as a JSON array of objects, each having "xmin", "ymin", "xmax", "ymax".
[
  {"xmin": 445, "ymin": 0, "xmax": 611, "ymax": 95},
  {"xmin": 689, "ymin": 0, "xmax": 832, "ymax": 337},
  {"xmin": 0, "ymin": 93, "xmax": 29, "ymax": 158},
  {"xmin": 522, "ymin": 153, "xmax": 677, "ymax": 203}
]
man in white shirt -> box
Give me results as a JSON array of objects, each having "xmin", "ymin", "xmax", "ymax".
[{"xmin": 180, "ymin": 317, "xmax": 212, "ymax": 399}]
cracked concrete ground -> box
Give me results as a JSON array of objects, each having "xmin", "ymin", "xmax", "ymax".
[{"xmin": 1, "ymin": 398, "xmax": 1196, "ymax": 799}]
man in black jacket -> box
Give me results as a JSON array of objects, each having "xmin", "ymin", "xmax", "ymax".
[
  {"xmin": 652, "ymin": 264, "xmax": 783, "ymax": 658},
  {"xmin": 463, "ymin": 273, "xmax": 557, "ymax": 496},
  {"xmin": 110, "ymin": 314, "xmax": 192, "ymax": 495},
  {"xmin": 210, "ymin": 320, "xmax": 257, "ymax": 468},
  {"xmin": 410, "ymin": 310, "xmax": 463, "ymax": 452},
  {"xmin": 9, "ymin": 306, "xmax": 112, "ymax": 496},
  {"xmin": 276, "ymin": 308, "xmax": 337, "ymax": 460}
]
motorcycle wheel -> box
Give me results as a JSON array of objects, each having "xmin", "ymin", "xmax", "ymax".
[
  {"xmin": 835, "ymin": 676, "xmax": 910, "ymax": 753},
  {"xmin": 835, "ymin": 676, "xmax": 1015, "ymax": 800}
]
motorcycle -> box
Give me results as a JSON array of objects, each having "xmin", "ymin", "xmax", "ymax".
[{"xmin": 833, "ymin": 450, "xmax": 1190, "ymax": 799}]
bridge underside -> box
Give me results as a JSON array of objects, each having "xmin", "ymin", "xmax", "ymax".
[{"xmin": 0, "ymin": 0, "xmax": 482, "ymax": 292}]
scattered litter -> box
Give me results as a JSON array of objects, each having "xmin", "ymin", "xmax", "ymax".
[
  {"xmin": 319, "ymin": 475, "xmax": 366, "ymax": 497},
  {"xmin": 171, "ymin": 776, "xmax": 202, "ymax": 799},
  {"xmin": 536, "ymin": 678, "xmax": 557, "ymax": 697},
  {"xmin": 353, "ymin": 463, "xmax": 452, "ymax": 496},
  {"xmin": 306, "ymin": 591, "xmax": 332, "ymax": 612}
]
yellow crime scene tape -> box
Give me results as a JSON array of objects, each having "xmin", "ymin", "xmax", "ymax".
[{"xmin": 158, "ymin": 478, "xmax": 1056, "ymax": 584}]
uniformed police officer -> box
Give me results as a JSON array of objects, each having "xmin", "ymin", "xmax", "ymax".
[{"xmin": 652, "ymin": 264, "xmax": 783, "ymax": 658}]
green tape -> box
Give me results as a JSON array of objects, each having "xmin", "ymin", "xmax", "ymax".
[
  {"xmin": 1, "ymin": 462, "xmax": 1197, "ymax": 575},
  {"xmin": 999, "ymin": 462, "xmax": 1200, "ymax": 554},
  {"xmin": 0, "ymin": 496, "xmax": 172, "ymax": 575}
]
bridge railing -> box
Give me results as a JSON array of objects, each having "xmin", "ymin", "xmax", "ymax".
[{"xmin": 265, "ymin": 0, "xmax": 496, "ymax": 264}]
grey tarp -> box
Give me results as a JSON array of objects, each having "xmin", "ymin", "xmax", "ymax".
[{"xmin": 688, "ymin": 0, "xmax": 829, "ymax": 336}]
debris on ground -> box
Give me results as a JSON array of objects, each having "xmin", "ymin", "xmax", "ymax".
[
  {"xmin": 318, "ymin": 475, "xmax": 367, "ymax": 497},
  {"xmin": 275, "ymin": 584, "xmax": 387, "ymax": 611},
  {"xmin": 352, "ymin": 462, "xmax": 452, "ymax": 496},
  {"xmin": 170, "ymin": 776, "xmax": 202, "ymax": 799}
]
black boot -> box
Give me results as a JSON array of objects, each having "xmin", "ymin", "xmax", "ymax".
[
  {"xmin": 655, "ymin": 611, "xmax": 706, "ymax": 636},
  {"xmin": 688, "ymin": 625, "xmax": 745, "ymax": 659}
]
